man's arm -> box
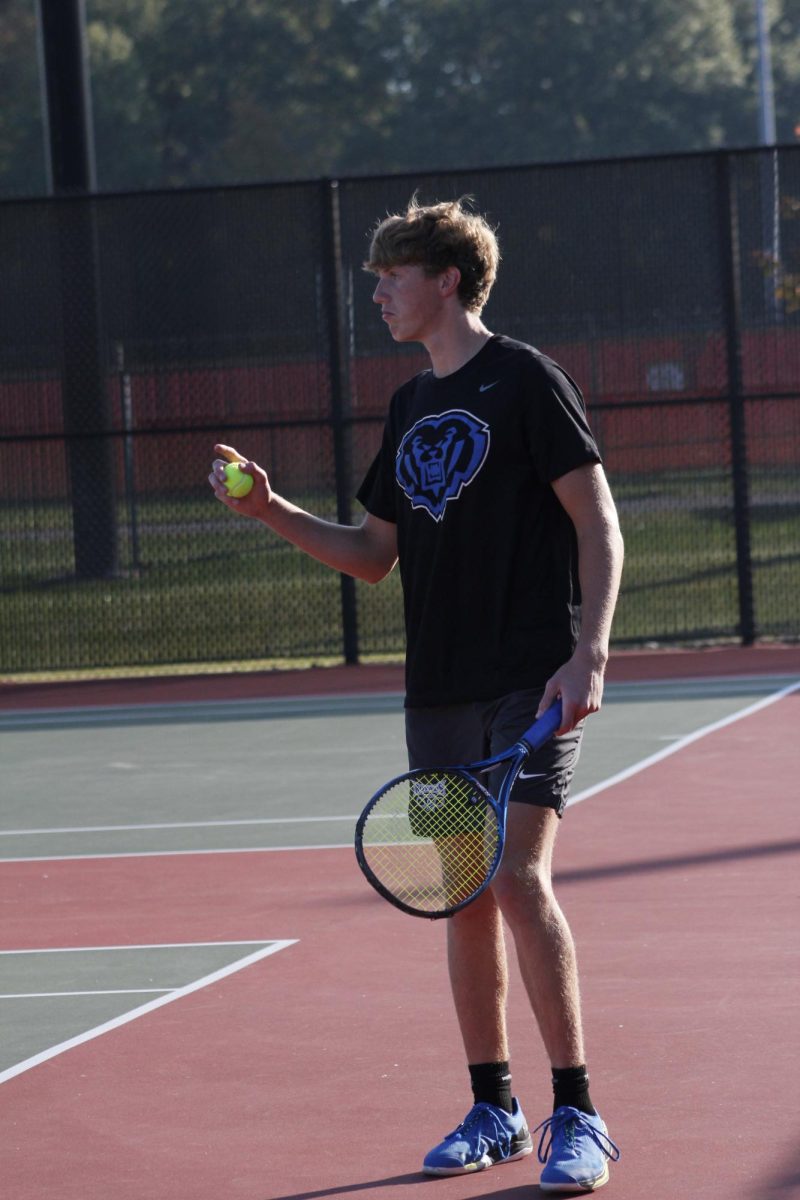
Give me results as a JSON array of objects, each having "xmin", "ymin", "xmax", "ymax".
[
  {"xmin": 208, "ymin": 444, "xmax": 398, "ymax": 584},
  {"xmin": 538, "ymin": 462, "xmax": 624, "ymax": 733}
]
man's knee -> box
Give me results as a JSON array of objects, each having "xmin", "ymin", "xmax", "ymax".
[{"xmin": 491, "ymin": 857, "xmax": 554, "ymax": 925}]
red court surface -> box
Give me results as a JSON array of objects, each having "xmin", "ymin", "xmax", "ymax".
[{"xmin": 2, "ymin": 648, "xmax": 799, "ymax": 1199}]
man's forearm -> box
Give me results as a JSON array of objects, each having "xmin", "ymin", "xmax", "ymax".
[
  {"xmin": 574, "ymin": 516, "xmax": 624, "ymax": 666},
  {"xmin": 258, "ymin": 494, "xmax": 397, "ymax": 584}
]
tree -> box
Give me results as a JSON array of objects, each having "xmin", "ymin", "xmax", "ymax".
[
  {"xmin": 1, "ymin": 0, "xmax": 798, "ymax": 197},
  {"xmin": 767, "ymin": 0, "xmax": 800, "ymax": 142},
  {"xmin": 348, "ymin": 0, "xmax": 751, "ymax": 171},
  {"xmin": 0, "ymin": 0, "xmax": 49, "ymax": 195}
]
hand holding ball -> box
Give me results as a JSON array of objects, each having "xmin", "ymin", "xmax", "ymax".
[
  {"xmin": 223, "ymin": 462, "xmax": 254, "ymax": 499},
  {"xmin": 209, "ymin": 446, "xmax": 256, "ymax": 503}
]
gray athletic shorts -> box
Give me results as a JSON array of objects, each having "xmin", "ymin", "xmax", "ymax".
[{"xmin": 405, "ymin": 687, "xmax": 583, "ymax": 818}]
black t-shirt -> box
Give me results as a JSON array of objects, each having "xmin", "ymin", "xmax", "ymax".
[{"xmin": 357, "ymin": 334, "xmax": 602, "ymax": 707}]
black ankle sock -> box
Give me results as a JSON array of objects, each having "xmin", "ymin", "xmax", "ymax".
[
  {"xmin": 551, "ymin": 1065, "xmax": 596, "ymax": 1115},
  {"xmin": 469, "ymin": 1061, "xmax": 513, "ymax": 1114}
]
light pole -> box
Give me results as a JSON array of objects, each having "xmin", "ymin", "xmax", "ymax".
[
  {"xmin": 755, "ymin": 0, "xmax": 777, "ymax": 145},
  {"xmin": 754, "ymin": 0, "xmax": 782, "ymax": 322}
]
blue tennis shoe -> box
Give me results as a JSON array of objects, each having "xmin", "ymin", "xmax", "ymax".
[
  {"xmin": 422, "ymin": 1098, "xmax": 533, "ymax": 1175},
  {"xmin": 535, "ymin": 1106, "xmax": 620, "ymax": 1192}
]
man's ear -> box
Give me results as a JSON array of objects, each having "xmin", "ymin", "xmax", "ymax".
[{"xmin": 439, "ymin": 267, "xmax": 461, "ymax": 299}]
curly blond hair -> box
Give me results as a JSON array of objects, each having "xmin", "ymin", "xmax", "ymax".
[{"xmin": 364, "ymin": 195, "xmax": 500, "ymax": 313}]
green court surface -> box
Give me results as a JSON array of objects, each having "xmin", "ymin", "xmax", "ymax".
[
  {"xmin": 0, "ymin": 674, "xmax": 794, "ymax": 861},
  {"xmin": 0, "ymin": 941, "xmax": 295, "ymax": 1078}
]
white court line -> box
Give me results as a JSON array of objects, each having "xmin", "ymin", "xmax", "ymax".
[
  {"xmin": 0, "ymin": 939, "xmax": 297, "ymax": 1085},
  {"xmin": 0, "ymin": 844, "xmax": 351, "ymax": 863},
  {"xmin": 0, "ymin": 941, "xmax": 284, "ymax": 953},
  {"xmin": 0, "ymin": 814, "xmax": 358, "ymax": 838},
  {"xmin": 567, "ymin": 677, "xmax": 800, "ymax": 806},
  {"xmin": 0, "ymin": 990, "xmax": 173, "ymax": 999},
  {"xmin": 1, "ymin": 679, "xmax": 797, "ymax": 863}
]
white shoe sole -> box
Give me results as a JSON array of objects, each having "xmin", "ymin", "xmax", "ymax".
[
  {"xmin": 539, "ymin": 1160, "xmax": 610, "ymax": 1192},
  {"xmin": 423, "ymin": 1142, "xmax": 533, "ymax": 1176}
]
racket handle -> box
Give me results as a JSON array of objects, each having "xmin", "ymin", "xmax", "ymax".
[{"xmin": 519, "ymin": 699, "xmax": 562, "ymax": 751}]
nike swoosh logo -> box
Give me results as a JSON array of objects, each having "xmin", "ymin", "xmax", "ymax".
[
  {"xmin": 518, "ymin": 770, "xmax": 547, "ymax": 781},
  {"xmin": 479, "ymin": 381, "xmax": 498, "ymax": 392}
]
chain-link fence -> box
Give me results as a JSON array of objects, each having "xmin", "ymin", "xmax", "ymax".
[{"xmin": 1, "ymin": 147, "xmax": 798, "ymax": 675}]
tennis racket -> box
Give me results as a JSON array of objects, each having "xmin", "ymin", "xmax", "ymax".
[{"xmin": 354, "ymin": 700, "xmax": 562, "ymax": 919}]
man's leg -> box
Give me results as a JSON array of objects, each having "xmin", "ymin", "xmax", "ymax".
[
  {"xmin": 422, "ymin": 832, "xmax": 534, "ymax": 1176},
  {"xmin": 406, "ymin": 702, "xmax": 516, "ymax": 1073},
  {"xmin": 492, "ymin": 802, "xmax": 620, "ymax": 1191},
  {"xmin": 491, "ymin": 802, "xmax": 585, "ymax": 1068},
  {"xmin": 445, "ymin": 885, "xmax": 509, "ymax": 1064}
]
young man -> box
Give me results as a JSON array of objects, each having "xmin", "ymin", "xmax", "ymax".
[{"xmin": 209, "ymin": 197, "xmax": 624, "ymax": 1193}]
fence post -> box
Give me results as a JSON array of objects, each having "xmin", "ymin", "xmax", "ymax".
[
  {"xmin": 716, "ymin": 153, "xmax": 756, "ymax": 645},
  {"xmin": 321, "ymin": 179, "xmax": 359, "ymax": 664},
  {"xmin": 38, "ymin": 0, "xmax": 118, "ymax": 581},
  {"xmin": 115, "ymin": 343, "xmax": 142, "ymax": 574}
]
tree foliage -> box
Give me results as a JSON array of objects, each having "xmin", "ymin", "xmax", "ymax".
[{"xmin": 0, "ymin": 0, "xmax": 798, "ymax": 195}]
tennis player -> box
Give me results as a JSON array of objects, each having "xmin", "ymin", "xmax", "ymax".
[{"xmin": 209, "ymin": 196, "xmax": 623, "ymax": 1192}]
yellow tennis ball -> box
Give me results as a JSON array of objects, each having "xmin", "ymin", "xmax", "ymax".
[{"xmin": 223, "ymin": 462, "xmax": 254, "ymax": 498}]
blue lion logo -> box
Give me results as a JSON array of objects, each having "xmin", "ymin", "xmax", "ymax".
[{"xmin": 395, "ymin": 409, "xmax": 490, "ymax": 521}]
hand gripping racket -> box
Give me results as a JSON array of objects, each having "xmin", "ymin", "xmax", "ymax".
[{"xmin": 354, "ymin": 700, "xmax": 562, "ymax": 919}]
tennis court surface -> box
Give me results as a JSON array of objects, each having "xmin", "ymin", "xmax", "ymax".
[{"xmin": 1, "ymin": 645, "xmax": 799, "ymax": 1199}]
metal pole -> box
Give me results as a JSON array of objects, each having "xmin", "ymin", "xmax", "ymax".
[
  {"xmin": 755, "ymin": 0, "xmax": 782, "ymax": 323},
  {"xmin": 37, "ymin": 0, "xmax": 97, "ymax": 193},
  {"xmin": 37, "ymin": 0, "xmax": 118, "ymax": 579},
  {"xmin": 116, "ymin": 343, "xmax": 142, "ymax": 573},
  {"xmin": 717, "ymin": 154, "xmax": 756, "ymax": 646},
  {"xmin": 321, "ymin": 180, "xmax": 359, "ymax": 665},
  {"xmin": 755, "ymin": 0, "xmax": 776, "ymax": 146}
]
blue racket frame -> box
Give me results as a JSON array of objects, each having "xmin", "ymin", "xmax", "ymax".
[{"xmin": 355, "ymin": 699, "xmax": 563, "ymax": 918}]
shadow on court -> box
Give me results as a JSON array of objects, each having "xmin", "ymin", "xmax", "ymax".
[
  {"xmin": 277, "ymin": 1143, "xmax": 800, "ymax": 1200},
  {"xmin": 267, "ymin": 1174, "xmax": 435, "ymax": 1200},
  {"xmin": 760, "ymin": 1155, "xmax": 800, "ymax": 1200},
  {"xmin": 264, "ymin": 1147, "xmax": 800, "ymax": 1200},
  {"xmin": 555, "ymin": 836, "xmax": 800, "ymax": 885}
]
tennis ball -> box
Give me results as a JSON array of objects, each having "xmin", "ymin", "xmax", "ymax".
[{"xmin": 223, "ymin": 462, "xmax": 254, "ymax": 499}]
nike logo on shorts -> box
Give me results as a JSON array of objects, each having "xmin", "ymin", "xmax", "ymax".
[
  {"xmin": 479, "ymin": 381, "xmax": 499, "ymax": 392},
  {"xmin": 518, "ymin": 770, "xmax": 547, "ymax": 781}
]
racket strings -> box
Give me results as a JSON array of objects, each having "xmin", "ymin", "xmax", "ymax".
[{"xmin": 360, "ymin": 770, "xmax": 500, "ymax": 915}]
